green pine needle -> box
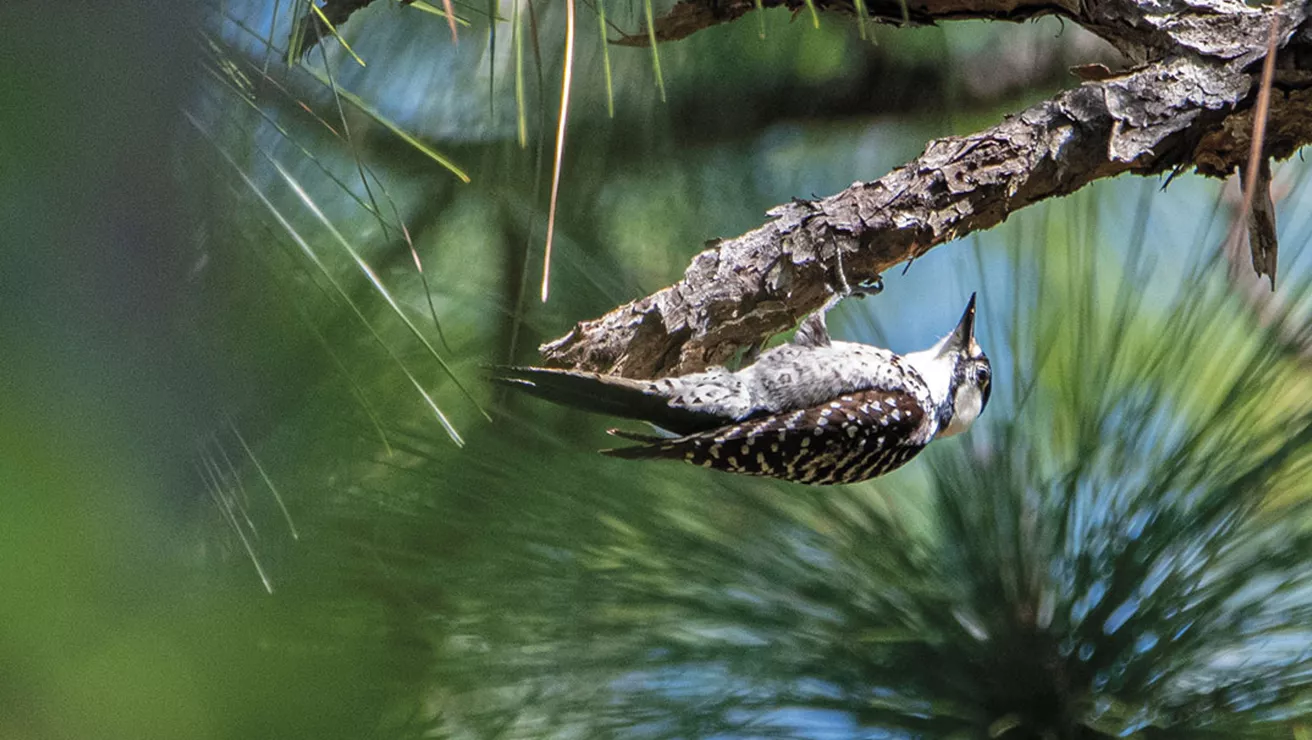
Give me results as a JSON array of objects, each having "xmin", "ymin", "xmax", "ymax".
[
  {"xmin": 802, "ymin": 0, "xmax": 821, "ymax": 29},
  {"xmin": 643, "ymin": 0, "xmax": 667, "ymax": 102},
  {"xmin": 598, "ymin": 0, "xmax": 615, "ymax": 117}
]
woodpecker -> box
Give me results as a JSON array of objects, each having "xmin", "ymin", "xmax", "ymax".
[{"xmin": 498, "ymin": 293, "xmax": 991, "ymax": 485}]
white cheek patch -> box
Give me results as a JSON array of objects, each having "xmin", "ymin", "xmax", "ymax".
[
  {"xmin": 901, "ymin": 348, "xmax": 953, "ymax": 410},
  {"xmin": 940, "ymin": 386, "xmax": 984, "ymax": 438}
]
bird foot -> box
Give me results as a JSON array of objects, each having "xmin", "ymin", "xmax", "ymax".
[
  {"xmin": 849, "ymin": 276, "xmax": 884, "ymax": 299},
  {"xmin": 797, "ymin": 250, "xmax": 883, "ymax": 349},
  {"xmin": 832, "ymin": 243, "xmax": 883, "ymax": 300}
]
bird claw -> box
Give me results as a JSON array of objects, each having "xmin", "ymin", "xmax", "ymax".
[
  {"xmin": 798, "ymin": 252, "xmax": 882, "ymax": 349},
  {"xmin": 831, "ymin": 243, "xmax": 882, "ymax": 300},
  {"xmin": 851, "ymin": 276, "xmax": 884, "ymax": 298}
]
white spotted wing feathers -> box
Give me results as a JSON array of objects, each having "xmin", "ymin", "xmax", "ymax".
[{"xmin": 603, "ymin": 388, "xmax": 928, "ymax": 485}]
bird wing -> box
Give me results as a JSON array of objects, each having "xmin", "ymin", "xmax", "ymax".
[
  {"xmin": 602, "ymin": 388, "xmax": 928, "ymax": 485},
  {"xmin": 743, "ymin": 342, "xmax": 926, "ymax": 416}
]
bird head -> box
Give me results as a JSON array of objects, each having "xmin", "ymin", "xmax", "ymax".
[
  {"xmin": 938, "ymin": 293, "xmax": 991, "ymax": 436},
  {"xmin": 903, "ymin": 293, "xmax": 991, "ymax": 438}
]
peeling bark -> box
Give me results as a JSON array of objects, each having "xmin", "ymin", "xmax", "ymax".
[
  {"xmin": 1219, "ymin": 175, "xmax": 1308, "ymax": 360},
  {"xmin": 1242, "ymin": 158, "xmax": 1279, "ymax": 290},
  {"xmin": 612, "ymin": 0, "xmax": 1079, "ymax": 47},
  {"xmin": 543, "ymin": 0, "xmax": 1312, "ymax": 378},
  {"xmin": 617, "ymin": 0, "xmax": 1286, "ymax": 62}
]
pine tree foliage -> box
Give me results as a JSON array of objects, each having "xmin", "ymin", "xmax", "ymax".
[
  {"xmin": 286, "ymin": 227, "xmax": 1312, "ymax": 740},
  {"xmin": 185, "ymin": 4, "xmax": 1312, "ymax": 738}
]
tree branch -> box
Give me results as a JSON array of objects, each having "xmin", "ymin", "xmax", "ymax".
[
  {"xmin": 617, "ymin": 0, "xmax": 1285, "ymax": 63},
  {"xmin": 544, "ymin": 0, "xmax": 1311, "ymax": 377},
  {"xmin": 612, "ymin": 0, "xmax": 1077, "ymax": 47}
]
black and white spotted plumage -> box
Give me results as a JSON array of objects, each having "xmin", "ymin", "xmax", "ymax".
[
  {"xmin": 604, "ymin": 388, "xmax": 928, "ymax": 484},
  {"xmin": 497, "ymin": 293, "xmax": 990, "ymax": 485}
]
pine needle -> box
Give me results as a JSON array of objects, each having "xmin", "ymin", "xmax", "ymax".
[
  {"xmin": 513, "ymin": 0, "xmax": 528, "ymax": 147},
  {"xmin": 487, "ymin": 0, "xmax": 497, "ymax": 114},
  {"xmin": 597, "ymin": 0, "xmax": 615, "ymax": 117},
  {"xmin": 643, "ymin": 0, "xmax": 667, "ymax": 101},
  {"xmin": 541, "ymin": 0, "xmax": 577, "ymax": 302},
  {"xmin": 285, "ymin": 0, "xmax": 311, "ymax": 64},
  {"xmin": 442, "ymin": 0, "xmax": 460, "ymax": 42},
  {"xmin": 240, "ymin": 215, "xmax": 396, "ymax": 454},
  {"xmin": 801, "ymin": 0, "xmax": 820, "ymax": 29},
  {"xmin": 266, "ymin": 156, "xmax": 489, "ymax": 425},
  {"xmin": 853, "ymin": 0, "xmax": 870, "ymax": 40},
  {"xmin": 1237, "ymin": 0, "xmax": 1284, "ymax": 290},
  {"xmin": 404, "ymin": 0, "xmax": 474, "ymax": 26},
  {"xmin": 198, "ymin": 60, "xmax": 379, "ymax": 221},
  {"xmin": 308, "ymin": 2, "xmax": 368, "ymax": 67},
  {"xmin": 197, "ymin": 457, "xmax": 273, "ymax": 594},
  {"xmin": 303, "ymin": 67, "xmax": 472, "ymax": 182},
  {"xmin": 186, "ymin": 112, "xmax": 476, "ymax": 446},
  {"xmin": 225, "ymin": 415, "xmax": 302, "ymax": 540},
  {"xmin": 261, "ymin": 0, "xmax": 284, "ymax": 74},
  {"xmin": 207, "ymin": 39, "xmax": 450, "ymax": 354},
  {"xmin": 316, "ymin": 43, "xmax": 393, "ymax": 243}
]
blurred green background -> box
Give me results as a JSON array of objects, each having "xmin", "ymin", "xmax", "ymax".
[{"xmin": 4, "ymin": 0, "xmax": 1312, "ymax": 738}]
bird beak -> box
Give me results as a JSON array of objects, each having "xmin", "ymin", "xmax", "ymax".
[{"xmin": 941, "ymin": 293, "xmax": 978, "ymax": 355}]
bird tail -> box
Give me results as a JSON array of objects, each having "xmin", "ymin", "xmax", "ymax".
[
  {"xmin": 605, "ymin": 427, "xmax": 670, "ymax": 443},
  {"xmin": 600, "ymin": 435, "xmax": 686, "ymax": 460},
  {"xmin": 493, "ymin": 366, "xmax": 728, "ymax": 435}
]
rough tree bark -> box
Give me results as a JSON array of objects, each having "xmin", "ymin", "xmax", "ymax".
[{"xmin": 540, "ymin": 0, "xmax": 1312, "ymax": 379}]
